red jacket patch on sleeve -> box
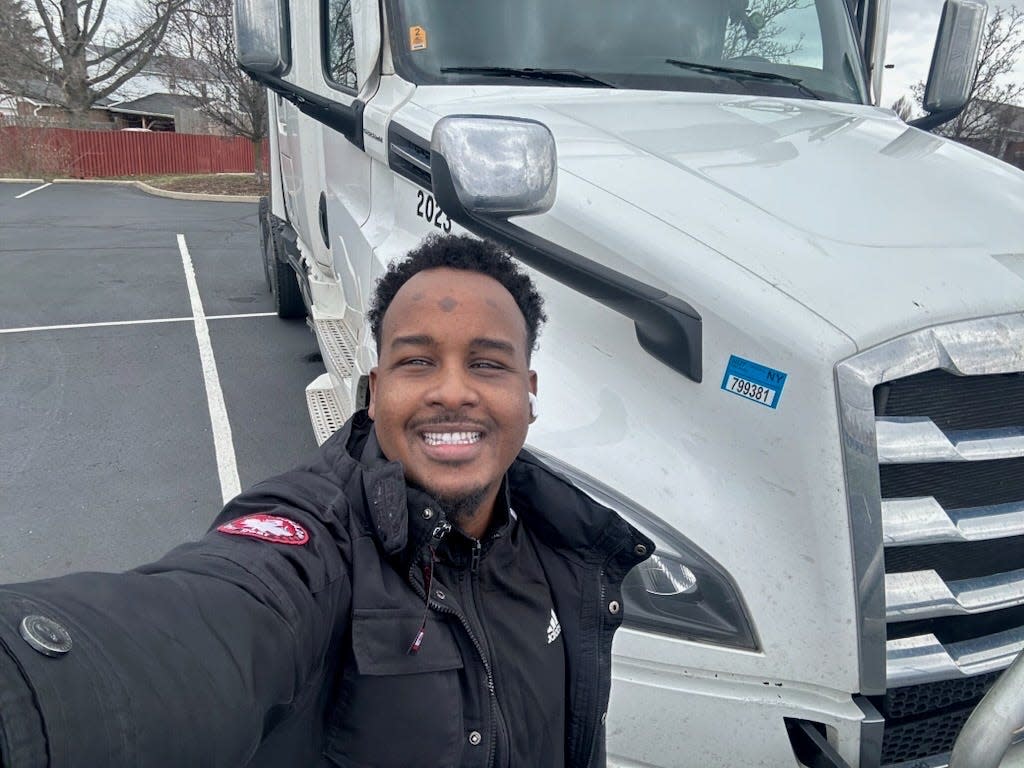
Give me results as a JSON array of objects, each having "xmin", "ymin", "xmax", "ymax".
[{"xmin": 217, "ymin": 514, "xmax": 310, "ymax": 545}]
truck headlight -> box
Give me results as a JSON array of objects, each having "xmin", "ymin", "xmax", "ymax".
[
  {"xmin": 636, "ymin": 556, "xmax": 698, "ymax": 596},
  {"xmin": 531, "ymin": 447, "xmax": 759, "ymax": 651},
  {"xmin": 621, "ymin": 542, "xmax": 758, "ymax": 650}
]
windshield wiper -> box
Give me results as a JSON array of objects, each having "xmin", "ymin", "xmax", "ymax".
[
  {"xmin": 440, "ymin": 66, "xmax": 617, "ymax": 88},
  {"xmin": 664, "ymin": 59, "xmax": 823, "ymax": 100}
]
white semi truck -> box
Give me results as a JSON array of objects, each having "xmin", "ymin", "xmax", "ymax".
[{"xmin": 233, "ymin": 0, "xmax": 1024, "ymax": 765}]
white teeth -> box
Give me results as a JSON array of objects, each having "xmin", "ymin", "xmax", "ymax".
[{"xmin": 423, "ymin": 431, "xmax": 482, "ymax": 446}]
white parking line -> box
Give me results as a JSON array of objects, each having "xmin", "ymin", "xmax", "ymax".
[
  {"xmin": 0, "ymin": 312, "xmax": 275, "ymax": 335},
  {"xmin": 177, "ymin": 233, "xmax": 242, "ymax": 504},
  {"xmin": 209, "ymin": 312, "xmax": 276, "ymax": 321},
  {"xmin": 14, "ymin": 182, "xmax": 52, "ymax": 199}
]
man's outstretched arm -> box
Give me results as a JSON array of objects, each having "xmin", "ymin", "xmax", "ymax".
[{"xmin": 0, "ymin": 475, "xmax": 351, "ymax": 768}]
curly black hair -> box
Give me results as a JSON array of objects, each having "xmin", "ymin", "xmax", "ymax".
[{"xmin": 367, "ymin": 234, "xmax": 547, "ymax": 360}]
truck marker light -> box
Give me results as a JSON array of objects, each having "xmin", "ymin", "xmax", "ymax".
[{"xmin": 721, "ymin": 355, "xmax": 788, "ymax": 409}]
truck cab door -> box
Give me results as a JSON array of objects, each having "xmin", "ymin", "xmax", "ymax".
[{"xmin": 318, "ymin": 0, "xmax": 380, "ymax": 318}]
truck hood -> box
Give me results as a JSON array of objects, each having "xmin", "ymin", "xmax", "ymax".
[{"xmin": 411, "ymin": 88, "xmax": 1024, "ymax": 348}]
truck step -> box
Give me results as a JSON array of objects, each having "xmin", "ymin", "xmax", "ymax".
[
  {"xmin": 314, "ymin": 318, "xmax": 357, "ymax": 379},
  {"xmin": 305, "ymin": 373, "xmax": 352, "ymax": 446}
]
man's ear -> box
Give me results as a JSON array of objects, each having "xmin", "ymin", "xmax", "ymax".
[
  {"xmin": 528, "ymin": 371, "xmax": 538, "ymax": 424},
  {"xmin": 367, "ymin": 368, "xmax": 379, "ymax": 420}
]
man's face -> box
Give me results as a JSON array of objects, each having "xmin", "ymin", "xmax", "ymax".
[{"xmin": 368, "ymin": 267, "xmax": 537, "ymax": 520}]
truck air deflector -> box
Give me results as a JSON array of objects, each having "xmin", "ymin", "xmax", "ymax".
[
  {"xmin": 239, "ymin": 65, "xmax": 365, "ymax": 151},
  {"xmin": 428, "ymin": 151, "xmax": 703, "ymax": 383}
]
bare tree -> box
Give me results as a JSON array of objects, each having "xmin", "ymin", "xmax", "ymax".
[
  {"xmin": 160, "ymin": 0, "xmax": 268, "ymax": 180},
  {"xmin": 325, "ymin": 0, "xmax": 355, "ymax": 87},
  {"xmin": 723, "ymin": 0, "xmax": 811, "ymax": 62},
  {"xmin": 0, "ymin": 0, "xmax": 46, "ymax": 82},
  {"xmin": 0, "ymin": 0, "xmax": 182, "ymax": 128},
  {"xmin": 914, "ymin": 5, "xmax": 1024, "ymax": 148},
  {"xmin": 890, "ymin": 94, "xmax": 915, "ymax": 122}
]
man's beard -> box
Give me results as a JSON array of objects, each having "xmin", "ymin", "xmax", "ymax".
[{"xmin": 430, "ymin": 485, "xmax": 490, "ymax": 528}]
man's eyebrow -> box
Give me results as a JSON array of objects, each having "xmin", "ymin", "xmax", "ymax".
[
  {"xmin": 390, "ymin": 334, "xmax": 435, "ymax": 350},
  {"xmin": 470, "ymin": 338, "xmax": 517, "ymax": 355},
  {"xmin": 389, "ymin": 335, "xmax": 518, "ymax": 355}
]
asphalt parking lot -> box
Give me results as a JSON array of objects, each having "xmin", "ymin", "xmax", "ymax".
[{"xmin": 0, "ymin": 181, "xmax": 324, "ymax": 583}]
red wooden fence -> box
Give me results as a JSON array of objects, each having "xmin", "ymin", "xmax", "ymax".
[{"xmin": 0, "ymin": 124, "xmax": 268, "ymax": 178}]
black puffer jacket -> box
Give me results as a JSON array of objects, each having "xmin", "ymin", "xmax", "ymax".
[{"xmin": 0, "ymin": 412, "xmax": 652, "ymax": 768}]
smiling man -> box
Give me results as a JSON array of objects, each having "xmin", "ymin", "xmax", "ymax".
[
  {"xmin": 0, "ymin": 234, "xmax": 652, "ymax": 768},
  {"xmin": 367, "ymin": 249, "xmax": 539, "ymax": 540}
]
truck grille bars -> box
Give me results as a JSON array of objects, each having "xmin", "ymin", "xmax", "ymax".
[
  {"xmin": 836, "ymin": 313, "xmax": 1024, "ymax": 765},
  {"xmin": 877, "ymin": 364, "xmax": 1024, "ymax": 687}
]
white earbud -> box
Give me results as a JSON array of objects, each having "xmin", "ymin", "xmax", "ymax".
[{"xmin": 528, "ymin": 392, "xmax": 539, "ymax": 419}]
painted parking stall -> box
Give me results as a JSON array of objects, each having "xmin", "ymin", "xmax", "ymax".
[{"xmin": 0, "ymin": 183, "xmax": 320, "ymax": 582}]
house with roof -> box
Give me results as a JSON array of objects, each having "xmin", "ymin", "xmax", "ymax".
[
  {"xmin": 106, "ymin": 92, "xmax": 206, "ymax": 131},
  {"xmin": 0, "ymin": 48, "xmax": 221, "ymax": 133},
  {"xmin": 0, "ymin": 79, "xmax": 114, "ymax": 126},
  {"xmin": 102, "ymin": 48, "xmax": 222, "ymax": 132},
  {"xmin": 979, "ymin": 100, "xmax": 1024, "ymax": 170}
]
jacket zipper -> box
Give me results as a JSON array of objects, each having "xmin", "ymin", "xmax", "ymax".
[
  {"xmin": 582, "ymin": 561, "xmax": 613, "ymax": 767},
  {"xmin": 407, "ymin": 525, "xmax": 499, "ymax": 768},
  {"xmin": 470, "ymin": 538, "xmax": 509, "ymax": 767}
]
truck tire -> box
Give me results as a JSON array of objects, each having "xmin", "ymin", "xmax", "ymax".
[
  {"xmin": 269, "ymin": 238, "xmax": 307, "ymax": 319},
  {"xmin": 260, "ymin": 196, "xmax": 306, "ymax": 319}
]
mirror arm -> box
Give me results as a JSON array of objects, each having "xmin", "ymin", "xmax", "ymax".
[
  {"xmin": 239, "ymin": 63, "xmax": 365, "ymax": 150},
  {"xmin": 909, "ymin": 104, "xmax": 966, "ymax": 132},
  {"xmin": 430, "ymin": 154, "xmax": 703, "ymax": 383}
]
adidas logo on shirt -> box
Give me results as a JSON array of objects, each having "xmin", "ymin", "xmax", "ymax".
[{"xmin": 546, "ymin": 609, "xmax": 561, "ymax": 644}]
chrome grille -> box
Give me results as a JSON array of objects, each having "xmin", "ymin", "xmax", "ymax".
[
  {"xmin": 880, "ymin": 669, "xmax": 1001, "ymax": 719},
  {"xmin": 876, "ymin": 368, "xmax": 1024, "ymax": 663},
  {"xmin": 885, "ymin": 535, "xmax": 1024, "ymax": 578},
  {"xmin": 836, "ymin": 312, "xmax": 1024, "ymax": 766},
  {"xmin": 879, "ymin": 456, "xmax": 1024, "ymax": 509},
  {"xmin": 878, "ymin": 703, "xmax": 975, "ymax": 765},
  {"xmin": 875, "ymin": 368, "xmax": 1024, "ymax": 431}
]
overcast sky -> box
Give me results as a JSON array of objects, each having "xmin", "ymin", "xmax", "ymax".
[{"xmin": 883, "ymin": 0, "xmax": 1022, "ymax": 107}]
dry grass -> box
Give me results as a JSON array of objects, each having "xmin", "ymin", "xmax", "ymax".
[{"xmin": 135, "ymin": 173, "xmax": 270, "ymax": 196}]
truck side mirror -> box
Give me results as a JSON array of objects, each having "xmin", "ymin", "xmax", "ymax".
[
  {"xmin": 910, "ymin": 0, "xmax": 988, "ymax": 131},
  {"xmin": 234, "ymin": 0, "xmax": 363, "ymax": 149},
  {"xmin": 430, "ymin": 116, "xmax": 557, "ymax": 217},
  {"xmin": 234, "ymin": 0, "xmax": 291, "ymax": 77}
]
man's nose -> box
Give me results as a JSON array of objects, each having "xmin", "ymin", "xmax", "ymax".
[{"xmin": 427, "ymin": 365, "xmax": 479, "ymax": 409}]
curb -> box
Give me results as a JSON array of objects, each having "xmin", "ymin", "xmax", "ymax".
[
  {"xmin": 0, "ymin": 178, "xmax": 45, "ymax": 184},
  {"xmin": 135, "ymin": 181, "xmax": 258, "ymax": 203},
  {"xmin": 52, "ymin": 178, "xmax": 135, "ymax": 185},
  {"xmin": 48, "ymin": 177, "xmax": 259, "ymax": 203}
]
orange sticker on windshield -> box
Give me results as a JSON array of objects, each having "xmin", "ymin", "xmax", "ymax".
[{"xmin": 409, "ymin": 26, "xmax": 428, "ymax": 51}]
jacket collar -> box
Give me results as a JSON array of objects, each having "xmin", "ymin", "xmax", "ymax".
[{"xmin": 326, "ymin": 410, "xmax": 651, "ymax": 573}]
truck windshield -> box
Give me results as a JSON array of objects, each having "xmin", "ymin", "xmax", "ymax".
[{"xmin": 384, "ymin": 0, "xmax": 868, "ymax": 104}]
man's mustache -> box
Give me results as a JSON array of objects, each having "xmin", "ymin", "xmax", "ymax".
[{"xmin": 410, "ymin": 413, "xmax": 491, "ymax": 430}]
